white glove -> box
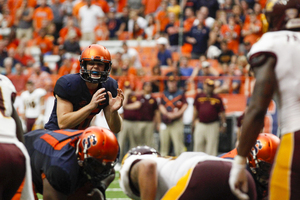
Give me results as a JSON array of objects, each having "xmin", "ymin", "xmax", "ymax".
[
  {"xmin": 87, "ymin": 188, "xmax": 105, "ymax": 199},
  {"xmin": 229, "ymin": 155, "xmax": 250, "ymax": 200}
]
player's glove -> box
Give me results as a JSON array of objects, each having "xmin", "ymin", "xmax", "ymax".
[
  {"xmin": 87, "ymin": 188, "xmax": 105, "ymax": 200},
  {"xmin": 229, "ymin": 155, "xmax": 250, "ymax": 200}
]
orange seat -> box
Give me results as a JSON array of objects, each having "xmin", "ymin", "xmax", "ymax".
[{"xmin": 118, "ymin": 32, "xmax": 133, "ymax": 40}]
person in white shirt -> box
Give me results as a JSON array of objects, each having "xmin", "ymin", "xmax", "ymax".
[{"xmin": 78, "ymin": 0, "xmax": 104, "ymax": 42}]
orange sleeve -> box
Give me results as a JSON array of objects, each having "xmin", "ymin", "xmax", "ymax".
[{"xmin": 47, "ymin": 7, "xmax": 54, "ymax": 21}]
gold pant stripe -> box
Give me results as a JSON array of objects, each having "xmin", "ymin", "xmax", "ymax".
[
  {"xmin": 269, "ymin": 132, "xmax": 294, "ymax": 200},
  {"xmin": 161, "ymin": 167, "xmax": 194, "ymax": 200}
]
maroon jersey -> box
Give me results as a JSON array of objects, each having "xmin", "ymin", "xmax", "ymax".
[
  {"xmin": 123, "ymin": 94, "xmax": 141, "ymax": 121},
  {"xmin": 194, "ymin": 93, "xmax": 225, "ymax": 123},
  {"xmin": 139, "ymin": 95, "xmax": 158, "ymax": 121}
]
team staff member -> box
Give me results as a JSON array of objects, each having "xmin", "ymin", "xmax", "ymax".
[
  {"xmin": 25, "ymin": 126, "xmax": 119, "ymax": 200},
  {"xmin": 193, "ymin": 78, "xmax": 226, "ymax": 155},
  {"xmin": 119, "ymin": 146, "xmax": 257, "ymax": 200},
  {"xmin": 118, "ymin": 83, "xmax": 140, "ymax": 161},
  {"xmin": 229, "ymin": 1, "xmax": 300, "ymax": 199},
  {"xmin": 0, "ymin": 74, "xmax": 34, "ymax": 200},
  {"xmin": 45, "ymin": 44, "xmax": 124, "ymax": 133},
  {"xmin": 159, "ymin": 75, "xmax": 188, "ymax": 156},
  {"xmin": 130, "ymin": 81, "xmax": 160, "ymax": 148}
]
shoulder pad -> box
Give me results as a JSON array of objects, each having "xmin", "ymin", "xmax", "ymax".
[{"xmin": 248, "ymin": 52, "xmax": 277, "ymax": 68}]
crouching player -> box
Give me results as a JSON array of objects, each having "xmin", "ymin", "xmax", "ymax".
[
  {"xmin": 25, "ymin": 126, "xmax": 119, "ymax": 200},
  {"xmin": 221, "ymin": 133, "xmax": 280, "ymax": 200},
  {"xmin": 119, "ymin": 146, "xmax": 257, "ymax": 200}
]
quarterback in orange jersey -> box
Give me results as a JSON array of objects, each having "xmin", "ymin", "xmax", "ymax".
[
  {"xmin": 25, "ymin": 126, "xmax": 119, "ymax": 200},
  {"xmin": 229, "ymin": 1, "xmax": 300, "ymax": 199}
]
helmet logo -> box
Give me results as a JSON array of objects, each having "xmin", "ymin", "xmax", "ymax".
[
  {"xmin": 82, "ymin": 134, "xmax": 98, "ymax": 150},
  {"xmin": 251, "ymin": 140, "xmax": 263, "ymax": 156}
]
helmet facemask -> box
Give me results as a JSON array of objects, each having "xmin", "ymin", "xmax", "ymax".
[{"xmin": 80, "ymin": 60, "xmax": 111, "ymax": 84}]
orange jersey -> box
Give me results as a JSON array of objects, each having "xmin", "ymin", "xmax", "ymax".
[
  {"xmin": 155, "ymin": 10, "xmax": 170, "ymax": 32},
  {"xmin": 220, "ymin": 148, "xmax": 237, "ymax": 159},
  {"xmin": 7, "ymin": 0, "xmax": 37, "ymax": 13},
  {"xmin": 33, "ymin": 6, "xmax": 54, "ymax": 30},
  {"xmin": 184, "ymin": 17, "xmax": 196, "ymax": 32},
  {"xmin": 35, "ymin": 36, "xmax": 53, "ymax": 54},
  {"xmin": 72, "ymin": 0, "xmax": 86, "ymax": 18},
  {"xmin": 221, "ymin": 24, "xmax": 241, "ymax": 54},
  {"xmin": 242, "ymin": 21, "xmax": 263, "ymax": 45},
  {"xmin": 142, "ymin": 0, "xmax": 162, "ymax": 15},
  {"xmin": 93, "ymin": 0, "xmax": 109, "ymax": 13},
  {"xmin": 59, "ymin": 26, "xmax": 82, "ymax": 42},
  {"xmin": 94, "ymin": 25, "xmax": 109, "ymax": 41}
]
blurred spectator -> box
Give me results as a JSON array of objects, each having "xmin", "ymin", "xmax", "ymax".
[
  {"xmin": 94, "ymin": 16, "xmax": 109, "ymax": 41},
  {"xmin": 50, "ymin": 0, "xmax": 64, "ymax": 37},
  {"xmin": 194, "ymin": 6, "xmax": 215, "ymax": 29},
  {"xmin": 14, "ymin": 41, "xmax": 35, "ymax": 67},
  {"xmin": 190, "ymin": 60, "xmax": 218, "ymax": 93},
  {"xmin": 2, "ymin": 57, "xmax": 14, "ymax": 75},
  {"xmin": 192, "ymin": 78, "xmax": 226, "ymax": 156},
  {"xmin": 94, "ymin": 0, "xmax": 110, "ymax": 13},
  {"xmin": 57, "ymin": 53, "xmax": 73, "ymax": 77},
  {"xmin": 159, "ymin": 75, "xmax": 188, "ymax": 156},
  {"xmin": 127, "ymin": 0, "xmax": 143, "ymax": 15},
  {"xmin": 0, "ymin": 40, "xmax": 8, "ymax": 68},
  {"xmin": 5, "ymin": 30, "xmax": 20, "ymax": 50},
  {"xmin": 208, "ymin": 20, "xmax": 222, "ymax": 48},
  {"xmin": 232, "ymin": 4, "xmax": 245, "ymax": 24},
  {"xmin": 34, "ymin": 28, "xmax": 53, "ymax": 55},
  {"xmin": 179, "ymin": 56, "xmax": 194, "ymax": 77},
  {"xmin": 116, "ymin": 6, "xmax": 130, "ymax": 38},
  {"xmin": 214, "ymin": 63, "xmax": 236, "ymax": 94},
  {"xmin": 157, "ymin": 37, "xmax": 172, "ymax": 67},
  {"xmin": 78, "ymin": 0, "xmax": 104, "ymax": 42},
  {"xmin": 165, "ymin": 65, "xmax": 186, "ymax": 91},
  {"xmin": 0, "ymin": 6, "xmax": 14, "ymax": 28},
  {"xmin": 58, "ymin": 16, "xmax": 82, "ymax": 44},
  {"xmin": 15, "ymin": 0, "xmax": 34, "ymax": 40},
  {"xmin": 110, "ymin": 58, "xmax": 122, "ymax": 77},
  {"xmin": 220, "ymin": 14, "xmax": 241, "ymax": 54},
  {"xmin": 106, "ymin": 8, "xmax": 122, "ymax": 40},
  {"xmin": 183, "ymin": 7, "xmax": 196, "ymax": 33},
  {"xmin": 155, "ymin": 1, "xmax": 169, "ymax": 34},
  {"xmin": 28, "ymin": 62, "xmax": 53, "ymax": 92},
  {"xmin": 150, "ymin": 64, "xmax": 161, "ymax": 93},
  {"xmin": 167, "ymin": 0, "xmax": 180, "ymax": 19},
  {"xmin": 241, "ymin": 11, "xmax": 262, "ymax": 46},
  {"xmin": 32, "ymin": 0, "xmax": 54, "ymax": 34},
  {"xmin": 165, "ymin": 12, "xmax": 180, "ymax": 52},
  {"xmin": 218, "ymin": 40, "xmax": 235, "ymax": 65},
  {"xmin": 128, "ymin": 10, "xmax": 148, "ymax": 35},
  {"xmin": 117, "ymin": 86, "xmax": 139, "ymax": 163},
  {"xmin": 130, "ymin": 81, "xmax": 160, "ymax": 148},
  {"xmin": 142, "ymin": 0, "xmax": 162, "ymax": 17},
  {"xmin": 186, "ymin": 13, "xmax": 210, "ymax": 59},
  {"xmin": 117, "ymin": 58, "xmax": 143, "ymax": 91},
  {"xmin": 198, "ymin": 0, "xmax": 219, "ymax": 18},
  {"xmin": 121, "ymin": 41, "xmax": 143, "ymax": 70},
  {"xmin": 221, "ymin": 0, "xmax": 234, "ymax": 13},
  {"xmin": 20, "ymin": 81, "xmax": 47, "ymax": 132},
  {"xmin": 145, "ymin": 14, "xmax": 157, "ymax": 40},
  {"xmin": 132, "ymin": 20, "xmax": 147, "ymax": 39},
  {"xmin": 61, "ymin": 0, "xmax": 75, "ymax": 25},
  {"xmin": 63, "ymin": 31, "xmax": 81, "ymax": 54},
  {"xmin": 7, "ymin": 63, "xmax": 28, "ymax": 93}
]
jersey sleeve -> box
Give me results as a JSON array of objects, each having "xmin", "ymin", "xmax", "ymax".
[{"xmin": 54, "ymin": 75, "xmax": 83, "ymax": 100}]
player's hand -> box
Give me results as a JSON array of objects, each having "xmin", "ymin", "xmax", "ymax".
[
  {"xmin": 90, "ymin": 88, "xmax": 107, "ymax": 109},
  {"xmin": 229, "ymin": 155, "xmax": 249, "ymax": 200},
  {"xmin": 107, "ymin": 89, "xmax": 124, "ymax": 112},
  {"xmin": 87, "ymin": 188, "xmax": 105, "ymax": 200}
]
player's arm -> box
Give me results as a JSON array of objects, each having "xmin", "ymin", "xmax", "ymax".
[
  {"xmin": 43, "ymin": 177, "xmax": 67, "ymax": 200},
  {"xmin": 56, "ymin": 95, "xmax": 95, "ymax": 129},
  {"xmin": 12, "ymin": 105, "xmax": 24, "ymax": 143},
  {"xmin": 130, "ymin": 159, "xmax": 157, "ymax": 200},
  {"xmin": 238, "ymin": 54, "xmax": 277, "ymax": 157}
]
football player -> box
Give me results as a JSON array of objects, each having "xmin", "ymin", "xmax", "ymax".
[
  {"xmin": 221, "ymin": 133, "xmax": 280, "ymax": 200},
  {"xmin": 229, "ymin": 1, "xmax": 300, "ymax": 199},
  {"xmin": 0, "ymin": 74, "xmax": 35, "ymax": 200},
  {"xmin": 25, "ymin": 126, "xmax": 119, "ymax": 200},
  {"xmin": 119, "ymin": 146, "xmax": 257, "ymax": 200},
  {"xmin": 45, "ymin": 44, "xmax": 124, "ymax": 133}
]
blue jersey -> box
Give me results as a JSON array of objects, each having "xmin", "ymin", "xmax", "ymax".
[
  {"xmin": 25, "ymin": 129, "xmax": 86, "ymax": 195},
  {"xmin": 44, "ymin": 73, "xmax": 118, "ymax": 130}
]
